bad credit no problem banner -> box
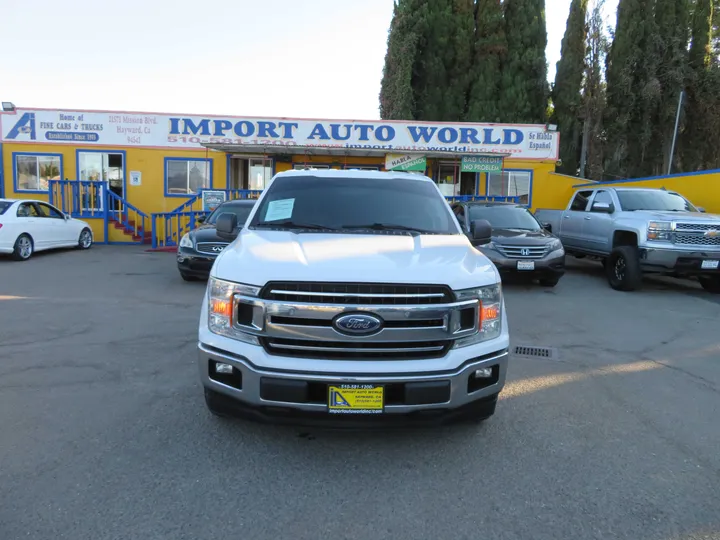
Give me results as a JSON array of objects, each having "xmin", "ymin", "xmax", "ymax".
[{"xmin": 1, "ymin": 109, "xmax": 559, "ymax": 160}]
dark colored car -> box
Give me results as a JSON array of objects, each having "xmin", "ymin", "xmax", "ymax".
[
  {"xmin": 177, "ymin": 200, "xmax": 256, "ymax": 281},
  {"xmin": 451, "ymin": 201, "xmax": 566, "ymax": 287}
]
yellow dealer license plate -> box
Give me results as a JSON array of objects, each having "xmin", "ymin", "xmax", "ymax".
[{"xmin": 328, "ymin": 384, "xmax": 384, "ymax": 414}]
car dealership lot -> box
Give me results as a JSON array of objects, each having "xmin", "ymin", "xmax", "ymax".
[{"xmin": 1, "ymin": 247, "xmax": 719, "ymax": 540}]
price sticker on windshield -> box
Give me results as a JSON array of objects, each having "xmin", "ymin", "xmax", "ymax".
[{"xmin": 264, "ymin": 199, "xmax": 295, "ymax": 222}]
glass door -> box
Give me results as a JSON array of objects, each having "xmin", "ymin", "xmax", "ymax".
[{"xmin": 78, "ymin": 152, "xmax": 124, "ymax": 213}]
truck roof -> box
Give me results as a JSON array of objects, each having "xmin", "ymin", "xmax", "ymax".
[{"xmin": 274, "ymin": 169, "xmax": 434, "ymax": 182}]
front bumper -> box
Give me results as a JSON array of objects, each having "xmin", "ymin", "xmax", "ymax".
[
  {"xmin": 639, "ymin": 246, "xmax": 720, "ymax": 275},
  {"xmin": 482, "ymin": 249, "xmax": 566, "ymax": 279},
  {"xmin": 177, "ymin": 248, "xmax": 216, "ymax": 278},
  {"xmin": 198, "ymin": 342, "xmax": 509, "ymax": 426}
]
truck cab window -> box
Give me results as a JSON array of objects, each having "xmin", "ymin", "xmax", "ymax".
[{"xmin": 570, "ymin": 191, "xmax": 594, "ymax": 211}]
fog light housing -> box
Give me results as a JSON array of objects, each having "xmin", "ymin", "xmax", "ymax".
[
  {"xmin": 474, "ymin": 367, "xmax": 493, "ymax": 378},
  {"xmin": 215, "ymin": 363, "xmax": 233, "ymax": 374}
]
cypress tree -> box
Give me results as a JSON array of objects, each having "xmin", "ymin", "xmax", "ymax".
[
  {"xmin": 604, "ymin": 0, "xmax": 660, "ymax": 178},
  {"xmin": 466, "ymin": 0, "xmax": 507, "ymax": 122},
  {"xmin": 551, "ymin": 0, "xmax": 589, "ymax": 175},
  {"xmin": 651, "ymin": 0, "xmax": 690, "ymax": 174},
  {"xmin": 380, "ymin": 1, "xmax": 419, "ymax": 120},
  {"xmin": 499, "ymin": 0, "xmax": 549, "ymax": 123}
]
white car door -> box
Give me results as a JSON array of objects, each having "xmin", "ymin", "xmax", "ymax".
[
  {"xmin": 15, "ymin": 202, "xmax": 48, "ymax": 250},
  {"xmin": 37, "ymin": 202, "xmax": 76, "ymax": 245}
]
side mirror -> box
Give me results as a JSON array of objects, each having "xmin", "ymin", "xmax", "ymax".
[
  {"xmin": 542, "ymin": 222, "xmax": 552, "ymax": 232},
  {"xmin": 470, "ymin": 219, "xmax": 492, "ymax": 246},
  {"xmin": 215, "ymin": 212, "xmax": 238, "ymax": 241},
  {"xmin": 697, "ymin": 207, "xmax": 706, "ymax": 213},
  {"xmin": 197, "ymin": 215, "xmax": 206, "ymax": 224},
  {"xmin": 591, "ymin": 201, "xmax": 614, "ymax": 213},
  {"xmin": 64, "ymin": 213, "xmax": 70, "ymax": 220}
]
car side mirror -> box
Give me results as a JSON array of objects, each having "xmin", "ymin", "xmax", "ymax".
[
  {"xmin": 197, "ymin": 215, "xmax": 206, "ymax": 224},
  {"xmin": 64, "ymin": 213, "xmax": 70, "ymax": 220},
  {"xmin": 542, "ymin": 222, "xmax": 552, "ymax": 232},
  {"xmin": 215, "ymin": 212, "xmax": 238, "ymax": 241},
  {"xmin": 697, "ymin": 207, "xmax": 706, "ymax": 213},
  {"xmin": 470, "ymin": 219, "xmax": 492, "ymax": 246},
  {"xmin": 591, "ymin": 201, "xmax": 614, "ymax": 213}
]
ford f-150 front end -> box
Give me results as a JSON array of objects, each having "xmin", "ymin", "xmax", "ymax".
[{"xmin": 197, "ymin": 169, "xmax": 510, "ymax": 426}]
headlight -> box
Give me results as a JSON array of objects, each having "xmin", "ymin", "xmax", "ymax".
[
  {"xmin": 179, "ymin": 233, "xmax": 193, "ymax": 248},
  {"xmin": 207, "ymin": 277, "xmax": 262, "ymax": 345},
  {"xmin": 549, "ymin": 238, "xmax": 563, "ymax": 251},
  {"xmin": 453, "ymin": 284, "xmax": 503, "ymax": 347},
  {"xmin": 647, "ymin": 221, "xmax": 673, "ymax": 241}
]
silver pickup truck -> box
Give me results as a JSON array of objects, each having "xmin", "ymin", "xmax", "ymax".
[{"xmin": 534, "ymin": 187, "xmax": 720, "ymax": 292}]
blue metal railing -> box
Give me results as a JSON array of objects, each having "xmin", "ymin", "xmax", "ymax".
[
  {"xmin": 151, "ymin": 189, "xmax": 263, "ymax": 248},
  {"xmin": 106, "ymin": 190, "xmax": 150, "ymax": 242},
  {"xmin": 444, "ymin": 195, "xmax": 521, "ymax": 204}
]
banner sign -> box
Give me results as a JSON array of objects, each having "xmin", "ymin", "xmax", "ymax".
[
  {"xmin": 1, "ymin": 108, "xmax": 559, "ymax": 160},
  {"xmin": 385, "ymin": 153, "xmax": 427, "ymax": 171},
  {"xmin": 201, "ymin": 190, "xmax": 227, "ymax": 212},
  {"xmin": 461, "ymin": 155, "xmax": 504, "ymax": 173}
]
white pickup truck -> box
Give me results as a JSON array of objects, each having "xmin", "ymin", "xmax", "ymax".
[
  {"xmin": 535, "ymin": 187, "xmax": 720, "ymax": 292},
  {"xmin": 196, "ymin": 169, "xmax": 510, "ymax": 427}
]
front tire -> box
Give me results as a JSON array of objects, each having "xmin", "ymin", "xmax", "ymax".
[
  {"xmin": 180, "ymin": 271, "xmax": 198, "ymax": 282},
  {"xmin": 699, "ymin": 275, "xmax": 720, "ymax": 294},
  {"xmin": 12, "ymin": 234, "xmax": 33, "ymax": 261},
  {"xmin": 606, "ymin": 246, "xmax": 643, "ymax": 291},
  {"xmin": 77, "ymin": 228, "xmax": 93, "ymax": 250}
]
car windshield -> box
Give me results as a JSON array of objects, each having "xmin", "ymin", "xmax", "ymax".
[
  {"xmin": 206, "ymin": 204, "xmax": 254, "ymax": 225},
  {"xmin": 616, "ymin": 190, "xmax": 697, "ymax": 212},
  {"xmin": 0, "ymin": 201, "xmax": 11, "ymax": 215},
  {"xmin": 468, "ymin": 205, "xmax": 542, "ymax": 231},
  {"xmin": 248, "ymin": 175, "xmax": 458, "ymax": 235}
]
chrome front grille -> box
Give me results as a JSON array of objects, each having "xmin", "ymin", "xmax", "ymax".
[
  {"xmin": 260, "ymin": 282, "xmax": 454, "ymax": 305},
  {"xmin": 196, "ymin": 242, "xmax": 228, "ymax": 255},
  {"xmin": 675, "ymin": 223, "xmax": 719, "ymax": 231},
  {"xmin": 233, "ymin": 283, "xmax": 479, "ymax": 360},
  {"xmin": 495, "ymin": 244, "xmax": 547, "ymax": 259},
  {"xmin": 674, "ymin": 233, "xmax": 720, "ymax": 246}
]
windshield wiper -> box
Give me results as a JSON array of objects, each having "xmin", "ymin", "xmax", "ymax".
[
  {"xmin": 341, "ymin": 223, "xmax": 437, "ymax": 235},
  {"xmin": 254, "ymin": 220, "xmax": 338, "ymax": 231}
]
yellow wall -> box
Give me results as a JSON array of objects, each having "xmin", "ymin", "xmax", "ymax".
[
  {"xmin": 570, "ymin": 170, "xmax": 720, "ymax": 213},
  {"xmin": 531, "ymin": 171, "xmax": 591, "ymax": 212}
]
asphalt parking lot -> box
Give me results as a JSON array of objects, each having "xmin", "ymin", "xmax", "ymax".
[{"xmin": 1, "ymin": 246, "xmax": 719, "ymax": 540}]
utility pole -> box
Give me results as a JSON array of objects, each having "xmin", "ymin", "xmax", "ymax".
[{"xmin": 667, "ymin": 90, "xmax": 684, "ymax": 175}]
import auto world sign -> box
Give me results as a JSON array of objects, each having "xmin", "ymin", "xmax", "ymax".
[{"xmin": 1, "ymin": 108, "xmax": 559, "ymax": 160}]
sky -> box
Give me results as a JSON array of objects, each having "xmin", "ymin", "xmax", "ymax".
[{"xmin": 1, "ymin": 0, "xmax": 618, "ymax": 120}]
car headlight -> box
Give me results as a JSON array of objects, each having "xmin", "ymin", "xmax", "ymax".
[
  {"xmin": 549, "ymin": 238, "xmax": 563, "ymax": 251},
  {"xmin": 647, "ymin": 221, "xmax": 673, "ymax": 241},
  {"xmin": 179, "ymin": 233, "xmax": 193, "ymax": 248},
  {"xmin": 453, "ymin": 284, "xmax": 503, "ymax": 347},
  {"xmin": 207, "ymin": 277, "xmax": 262, "ymax": 345}
]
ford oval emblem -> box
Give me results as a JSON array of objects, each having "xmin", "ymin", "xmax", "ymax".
[{"xmin": 333, "ymin": 313, "xmax": 383, "ymax": 336}]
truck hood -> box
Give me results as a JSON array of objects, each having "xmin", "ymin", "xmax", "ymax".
[
  {"xmin": 629, "ymin": 210, "xmax": 720, "ymax": 222},
  {"xmin": 212, "ymin": 230, "xmax": 500, "ymax": 291}
]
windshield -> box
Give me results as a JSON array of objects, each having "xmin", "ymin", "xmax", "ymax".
[
  {"xmin": 616, "ymin": 190, "xmax": 697, "ymax": 212},
  {"xmin": 248, "ymin": 176, "xmax": 458, "ymax": 234},
  {"xmin": 205, "ymin": 203, "xmax": 254, "ymax": 225},
  {"xmin": 468, "ymin": 205, "xmax": 542, "ymax": 231},
  {"xmin": 0, "ymin": 201, "xmax": 11, "ymax": 215}
]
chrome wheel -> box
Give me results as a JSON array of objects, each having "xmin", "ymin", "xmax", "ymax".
[
  {"xmin": 18, "ymin": 236, "xmax": 32, "ymax": 259},
  {"xmin": 80, "ymin": 229, "xmax": 92, "ymax": 248}
]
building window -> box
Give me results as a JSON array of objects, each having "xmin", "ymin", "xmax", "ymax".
[
  {"xmin": 14, "ymin": 154, "xmax": 62, "ymax": 192},
  {"xmin": 436, "ymin": 162, "xmax": 460, "ymax": 196},
  {"xmin": 165, "ymin": 158, "xmax": 212, "ymax": 195},
  {"xmin": 249, "ymin": 158, "xmax": 273, "ymax": 190},
  {"xmin": 487, "ymin": 170, "xmax": 532, "ymax": 205},
  {"xmin": 293, "ymin": 163, "xmax": 330, "ymax": 170},
  {"xmin": 343, "ymin": 165, "xmax": 381, "ymax": 171}
]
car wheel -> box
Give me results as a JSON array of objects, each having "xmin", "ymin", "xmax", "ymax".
[
  {"xmin": 606, "ymin": 246, "xmax": 643, "ymax": 291},
  {"xmin": 204, "ymin": 388, "xmax": 234, "ymax": 418},
  {"xmin": 77, "ymin": 228, "xmax": 93, "ymax": 249},
  {"xmin": 180, "ymin": 271, "xmax": 198, "ymax": 282},
  {"xmin": 12, "ymin": 234, "xmax": 33, "ymax": 261},
  {"xmin": 699, "ymin": 275, "xmax": 720, "ymax": 294},
  {"xmin": 539, "ymin": 277, "xmax": 560, "ymax": 287}
]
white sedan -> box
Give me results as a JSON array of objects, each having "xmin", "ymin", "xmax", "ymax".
[{"xmin": 0, "ymin": 198, "xmax": 93, "ymax": 261}]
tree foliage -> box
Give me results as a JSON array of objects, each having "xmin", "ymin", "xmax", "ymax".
[{"xmin": 552, "ymin": 0, "xmax": 588, "ymax": 175}]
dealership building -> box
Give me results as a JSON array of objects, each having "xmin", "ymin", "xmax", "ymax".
[{"xmin": 3, "ymin": 105, "xmax": 716, "ymax": 246}]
